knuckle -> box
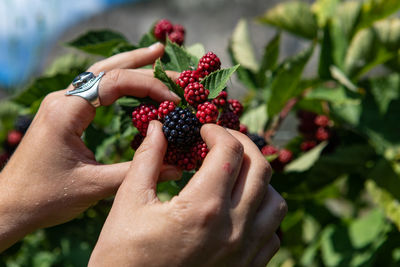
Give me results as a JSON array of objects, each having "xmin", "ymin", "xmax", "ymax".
[
  {"xmin": 88, "ymin": 61, "xmax": 103, "ymax": 73},
  {"xmin": 224, "ymin": 139, "xmax": 244, "ymax": 158},
  {"xmin": 106, "ymin": 69, "xmax": 122, "ymax": 83},
  {"xmin": 40, "ymin": 92, "xmax": 63, "ymax": 115},
  {"xmin": 257, "ymin": 160, "xmax": 272, "ymax": 186}
]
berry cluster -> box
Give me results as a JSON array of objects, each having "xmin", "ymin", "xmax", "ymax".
[
  {"xmin": 154, "ymin": 19, "xmax": 185, "ymax": 45},
  {"xmin": 131, "ymin": 52, "xmax": 244, "ymax": 171},
  {"xmin": 297, "ymin": 110, "xmax": 333, "ymax": 151},
  {"xmin": 0, "ymin": 116, "xmax": 32, "ymax": 169}
]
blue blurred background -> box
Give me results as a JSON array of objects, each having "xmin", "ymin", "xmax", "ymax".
[{"xmin": 0, "ymin": 0, "xmax": 140, "ymax": 89}]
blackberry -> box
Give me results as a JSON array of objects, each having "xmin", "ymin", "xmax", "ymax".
[
  {"xmin": 184, "ymin": 82, "xmax": 209, "ymax": 107},
  {"xmin": 300, "ymin": 140, "xmax": 316, "ymax": 151},
  {"xmin": 228, "ymin": 99, "xmax": 243, "ymax": 116},
  {"xmin": 191, "ymin": 141, "xmax": 208, "ymax": 161},
  {"xmin": 212, "ymin": 91, "xmax": 228, "ymax": 108},
  {"xmin": 314, "ymin": 115, "xmax": 330, "ymax": 127},
  {"xmin": 168, "ymin": 31, "xmax": 184, "ymax": 46},
  {"xmin": 247, "ymin": 133, "xmax": 267, "ymax": 151},
  {"xmin": 262, "ymin": 145, "xmax": 278, "ymax": 156},
  {"xmin": 197, "ymin": 52, "xmax": 221, "ymax": 78},
  {"xmin": 158, "ymin": 101, "xmax": 176, "ymax": 120},
  {"xmin": 162, "ymin": 107, "xmax": 201, "ymax": 147},
  {"xmin": 154, "ymin": 19, "xmax": 173, "ymax": 41},
  {"xmin": 15, "ymin": 115, "xmax": 32, "ymax": 133},
  {"xmin": 176, "ymin": 70, "xmax": 200, "ymax": 89},
  {"xmin": 217, "ymin": 111, "xmax": 240, "ymax": 130},
  {"xmin": 132, "ymin": 103, "xmax": 158, "ymax": 136},
  {"xmin": 315, "ymin": 127, "xmax": 330, "ymax": 141},
  {"xmin": 239, "ymin": 124, "xmax": 248, "ymax": 134},
  {"xmin": 164, "ymin": 145, "xmax": 196, "ymax": 171},
  {"xmin": 196, "ymin": 102, "xmax": 219, "ymax": 124}
]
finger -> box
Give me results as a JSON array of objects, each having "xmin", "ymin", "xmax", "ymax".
[
  {"xmin": 251, "ymin": 234, "xmax": 281, "ymax": 267},
  {"xmin": 180, "ymin": 124, "xmax": 244, "ymax": 199},
  {"xmin": 159, "ymin": 165, "xmax": 182, "ymax": 182},
  {"xmin": 228, "ymin": 130, "xmax": 272, "ymax": 217},
  {"xmin": 117, "ymin": 120, "xmax": 167, "ymax": 204},
  {"xmin": 88, "ymin": 42, "xmax": 164, "ymax": 74},
  {"xmin": 133, "ymin": 69, "xmax": 180, "ymax": 81}
]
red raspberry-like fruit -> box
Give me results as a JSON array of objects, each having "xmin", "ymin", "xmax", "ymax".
[
  {"xmin": 228, "ymin": 99, "xmax": 243, "ymax": 116},
  {"xmin": 278, "ymin": 149, "xmax": 293, "ymax": 164},
  {"xmin": 192, "ymin": 141, "xmax": 208, "ymax": 161},
  {"xmin": 165, "ymin": 146, "xmax": 196, "ymax": 171},
  {"xmin": 158, "ymin": 101, "xmax": 176, "ymax": 120},
  {"xmin": 301, "ymin": 140, "xmax": 317, "ymax": 151},
  {"xmin": 239, "ymin": 124, "xmax": 248, "ymax": 134},
  {"xmin": 196, "ymin": 102, "xmax": 219, "ymax": 124},
  {"xmin": 7, "ymin": 130, "xmax": 23, "ymax": 147},
  {"xmin": 168, "ymin": 30, "xmax": 184, "ymax": 45},
  {"xmin": 132, "ymin": 103, "xmax": 158, "ymax": 136},
  {"xmin": 314, "ymin": 115, "xmax": 330, "ymax": 127},
  {"xmin": 130, "ymin": 134, "xmax": 144, "ymax": 151},
  {"xmin": 316, "ymin": 127, "xmax": 330, "ymax": 141},
  {"xmin": 197, "ymin": 52, "xmax": 221, "ymax": 78},
  {"xmin": 176, "ymin": 70, "xmax": 200, "ymax": 89},
  {"xmin": 173, "ymin": 24, "xmax": 185, "ymax": 34},
  {"xmin": 262, "ymin": 145, "xmax": 278, "ymax": 156},
  {"xmin": 184, "ymin": 82, "xmax": 209, "ymax": 107},
  {"xmin": 154, "ymin": 19, "xmax": 173, "ymax": 41},
  {"xmin": 217, "ymin": 111, "xmax": 240, "ymax": 130},
  {"xmin": 212, "ymin": 91, "xmax": 228, "ymax": 108}
]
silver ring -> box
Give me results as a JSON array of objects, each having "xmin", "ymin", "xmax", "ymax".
[{"xmin": 65, "ymin": 71, "xmax": 105, "ymax": 108}]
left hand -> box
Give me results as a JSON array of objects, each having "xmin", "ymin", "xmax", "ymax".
[{"xmin": 0, "ymin": 43, "xmax": 181, "ymax": 252}]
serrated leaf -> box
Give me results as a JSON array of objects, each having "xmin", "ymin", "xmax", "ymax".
[
  {"xmin": 67, "ymin": 30, "xmax": 130, "ymax": 57},
  {"xmin": 258, "ymin": 32, "xmax": 280, "ymax": 82},
  {"xmin": 161, "ymin": 39, "xmax": 197, "ymax": 72},
  {"xmin": 239, "ymin": 104, "xmax": 268, "ymax": 133},
  {"xmin": 267, "ymin": 44, "xmax": 314, "ymax": 117},
  {"xmin": 257, "ymin": 1, "xmax": 318, "ymax": 40},
  {"xmin": 285, "ymin": 142, "xmax": 327, "ymax": 173},
  {"xmin": 201, "ymin": 65, "xmax": 240, "ymax": 99},
  {"xmin": 186, "ymin": 43, "xmax": 205, "ymax": 61},
  {"xmin": 231, "ymin": 19, "xmax": 259, "ymax": 72},
  {"xmin": 154, "ymin": 59, "xmax": 185, "ymax": 100}
]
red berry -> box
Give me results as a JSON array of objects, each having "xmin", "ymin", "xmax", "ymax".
[
  {"xmin": 176, "ymin": 70, "xmax": 200, "ymax": 89},
  {"xmin": 7, "ymin": 130, "xmax": 23, "ymax": 147},
  {"xmin": 173, "ymin": 24, "xmax": 185, "ymax": 34},
  {"xmin": 132, "ymin": 103, "xmax": 159, "ymax": 136},
  {"xmin": 168, "ymin": 30, "xmax": 184, "ymax": 45},
  {"xmin": 154, "ymin": 19, "xmax": 173, "ymax": 41},
  {"xmin": 262, "ymin": 145, "xmax": 278, "ymax": 156},
  {"xmin": 192, "ymin": 141, "xmax": 208, "ymax": 161},
  {"xmin": 228, "ymin": 99, "xmax": 243, "ymax": 116},
  {"xmin": 212, "ymin": 91, "xmax": 228, "ymax": 108},
  {"xmin": 315, "ymin": 127, "xmax": 330, "ymax": 141},
  {"xmin": 165, "ymin": 146, "xmax": 196, "ymax": 171},
  {"xmin": 301, "ymin": 140, "xmax": 317, "ymax": 151},
  {"xmin": 197, "ymin": 52, "xmax": 221, "ymax": 78},
  {"xmin": 158, "ymin": 101, "xmax": 176, "ymax": 120},
  {"xmin": 196, "ymin": 102, "xmax": 219, "ymax": 124},
  {"xmin": 130, "ymin": 134, "xmax": 144, "ymax": 151},
  {"xmin": 278, "ymin": 149, "xmax": 293, "ymax": 164},
  {"xmin": 217, "ymin": 111, "xmax": 240, "ymax": 130},
  {"xmin": 314, "ymin": 115, "xmax": 330, "ymax": 127},
  {"xmin": 184, "ymin": 82, "xmax": 209, "ymax": 107},
  {"xmin": 239, "ymin": 124, "xmax": 248, "ymax": 134}
]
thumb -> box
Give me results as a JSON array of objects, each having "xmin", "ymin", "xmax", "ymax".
[{"xmin": 118, "ymin": 120, "xmax": 167, "ymax": 204}]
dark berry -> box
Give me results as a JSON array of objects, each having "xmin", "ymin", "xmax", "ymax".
[
  {"xmin": 15, "ymin": 115, "xmax": 32, "ymax": 133},
  {"xmin": 130, "ymin": 134, "xmax": 144, "ymax": 151},
  {"xmin": 184, "ymin": 82, "xmax": 209, "ymax": 107},
  {"xmin": 191, "ymin": 141, "xmax": 208, "ymax": 162},
  {"xmin": 173, "ymin": 24, "xmax": 185, "ymax": 34},
  {"xmin": 239, "ymin": 124, "xmax": 248, "ymax": 135},
  {"xmin": 228, "ymin": 99, "xmax": 243, "ymax": 116},
  {"xmin": 164, "ymin": 145, "xmax": 196, "ymax": 171},
  {"xmin": 301, "ymin": 140, "xmax": 317, "ymax": 151},
  {"xmin": 0, "ymin": 152, "xmax": 9, "ymax": 168},
  {"xmin": 197, "ymin": 52, "xmax": 221, "ymax": 78},
  {"xmin": 132, "ymin": 103, "xmax": 159, "ymax": 136},
  {"xmin": 154, "ymin": 19, "xmax": 173, "ymax": 41},
  {"xmin": 168, "ymin": 31, "xmax": 184, "ymax": 45},
  {"xmin": 162, "ymin": 107, "xmax": 201, "ymax": 147},
  {"xmin": 315, "ymin": 127, "xmax": 330, "ymax": 141},
  {"xmin": 314, "ymin": 115, "xmax": 330, "ymax": 127},
  {"xmin": 176, "ymin": 70, "xmax": 200, "ymax": 89},
  {"xmin": 7, "ymin": 130, "xmax": 23, "ymax": 147},
  {"xmin": 212, "ymin": 91, "xmax": 228, "ymax": 108},
  {"xmin": 247, "ymin": 133, "xmax": 267, "ymax": 151},
  {"xmin": 262, "ymin": 145, "xmax": 278, "ymax": 156},
  {"xmin": 196, "ymin": 102, "xmax": 219, "ymax": 124},
  {"xmin": 158, "ymin": 101, "xmax": 176, "ymax": 120},
  {"xmin": 217, "ymin": 111, "xmax": 240, "ymax": 130}
]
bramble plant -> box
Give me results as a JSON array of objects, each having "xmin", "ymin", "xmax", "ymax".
[{"xmin": 0, "ymin": 1, "xmax": 400, "ymax": 265}]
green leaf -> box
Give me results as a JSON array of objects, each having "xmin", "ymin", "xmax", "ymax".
[
  {"xmin": 368, "ymin": 74, "xmax": 400, "ymax": 115},
  {"xmin": 228, "ymin": 46, "xmax": 258, "ymax": 90},
  {"xmin": 186, "ymin": 43, "xmax": 206, "ymax": 61},
  {"xmin": 67, "ymin": 30, "xmax": 130, "ymax": 56},
  {"xmin": 285, "ymin": 142, "xmax": 327, "ymax": 173},
  {"xmin": 258, "ymin": 32, "xmax": 280, "ymax": 77},
  {"xmin": 311, "ymin": 0, "xmax": 340, "ymax": 27},
  {"xmin": 230, "ymin": 19, "xmax": 259, "ymax": 72},
  {"xmin": 267, "ymin": 44, "xmax": 314, "ymax": 117},
  {"xmin": 110, "ymin": 43, "xmax": 137, "ymax": 56},
  {"xmin": 318, "ymin": 24, "xmax": 334, "ymax": 79},
  {"xmin": 44, "ymin": 54, "xmax": 92, "ymax": 76},
  {"xmin": 357, "ymin": 0, "xmax": 400, "ymax": 32},
  {"xmin": 154, "ymin": 59, "xmax": 185, "ymax": 100},
  {"xmin": 161, "ymin": 39, "xmax": 197, "ymax": 72},
  {"xmin": 116, "ymin": 97, "xmax": 141, "ymax": 108},
  {"xmin": 239, "ymin": 104, "xmax": 268, "ymax": 133},
  {"xmin": 330, "ymin": 65, "xmax": 359, "ymax": 92},
  {"xmin": 257, "ymin": 1, "xmax": 318, "ymax": 40},
  {"xmin": 138, "ymin": 32, "xmax": 157, "ymax": 48},
  {"xmin": 201, "ymin": 64, "xmax": 240, "ymax": 99}
]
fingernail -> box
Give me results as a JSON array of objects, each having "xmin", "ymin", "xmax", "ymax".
[
  {"xmin": 147, "ymin": 121, "xmax": 156, "ymax": 135},
  {"xmin": 149, "ymin": 42, "xmax": 162, "ymax": 51}
]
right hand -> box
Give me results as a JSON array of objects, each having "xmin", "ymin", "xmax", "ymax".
[{"xmin": 89, "ymin": 122, "xmax": 288, "ymax": 267}]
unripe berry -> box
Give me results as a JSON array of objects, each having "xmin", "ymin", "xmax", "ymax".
[
  {"xmin": 154, "ymin": 19, "xmax": 173, "ymax": 41},
  {"xmin": 184, "ymin": 82, "xmax": 209, "ymax": 107},
  {"xmin": 196, "ymin": 102, "xmax": 219, "ymax": 124},
  {"xmin": 132, "ymin": 104, "xmax": 159, "ymax": 136},
  {"xmin": 176, "ymin": 70, "xmax": 200, "ymax": 89},
  {"xmin": 262, "ymin": 145, "xmax": 278, "ymax": 156},
  {"xmin": 212, "ymin": 91, "xmax": 228, "ymax": 108},
  {"xmin": 228, "ymin": 99, "xmax": 243, "ymax": 116},
  {"xmin": 158, "ymin": 101, "xmax": 176, "ymax": 120},
  {"xmin": 197, "ymin": 52, "xmax": 221, "ymax": 78},
  {"xmin": 7, "ymin": 130, "xmax": 23, "ymax": 147}
]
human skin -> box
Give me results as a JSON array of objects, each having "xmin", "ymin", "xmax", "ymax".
[{"xmin": 89, "ymin": 121, "xmax": 287, "ymax": 267}]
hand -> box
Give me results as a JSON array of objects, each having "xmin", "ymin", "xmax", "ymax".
[
  {"xmin": 89, "ymin": 122, "xmax": 287, "ymax": 267},
  {"xmin": 0, "ymin": 43, "xmax": 181, "ymax": 252}
]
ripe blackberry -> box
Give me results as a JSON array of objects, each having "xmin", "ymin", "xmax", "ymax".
[
  {"xmin": 132, "ymin": 103, "xmax": 159, "ymax": 136},
  {"xmin": 197, "ymin": 52, "xmax": 221, "ymax": 78},
  {"xmin": 316, "ymin": 127, "xmax": 330, "ymax": 141},
  {"xmin": 184, "ymin": 82, "xmax": 209, "ymax": 107},
  {"xmin": 168, "ymin": 31, "xmax": 184, "ymax": 45},
  {"xmin": 7, "ymin": 130, "xmax": 23, "ymax": 147},
  {"xmin": 192, "ymin": 141, "xmax": 208, "ymax": 161},
  {"xmin": 162, "ymin": 107, "xmax": 201, "ymax": 147},
  {"xmin": 158, "ymin": 101, "xmax": 176, "ymax": 120},
  {"xmin": 247, "ymin": 133, "xmax": 267, "ymax": 151},
  {"xmin": 176, "ymin": 70, "xmax": 200, "ymax": 89},
  {"xmin": 228, "ymin": 99, "xmax": 243, "ymax": 116},
  {"xmin": 130, "ymin": 134, "xmax": 144, "ymax": 151},
  {"xmin": 217, "ymin": 111, "xmax": 240, "ymax": 130},
  {"xmin": 262, "ymin": 145, "xmax": 278, "ymax": 156},
  {"xmin": 212, "ymin": 91, "xmax": 228, "ymax": 108},
  {"xmin": 314, "ymin": 115, "xmax": 330, "ymax": 127},
  {"xmin": 301, "ymin": 140, "xmax": 317, "ymax": 151},
  {"xmin": 15, "ymin": 115, "xmax": 32, "ymax": 133},
  {"xmin": 196, "ymin": 102, "xmax": 219, "ymax": 124},
  {"xmin": 154, "ymin": 19, "xmax": 173, "ymax": 41},
  {"xmin": 239, "ymin": 124, "xmax": 248, "ymax": 134}
]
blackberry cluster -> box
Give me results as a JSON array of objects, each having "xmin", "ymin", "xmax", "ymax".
[{"xmin": 154, "ymin": 19, "xmax": 185, "ymax": 45}]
